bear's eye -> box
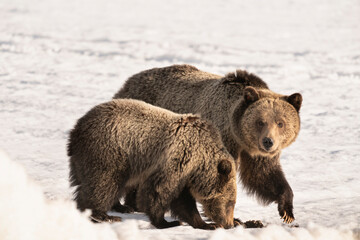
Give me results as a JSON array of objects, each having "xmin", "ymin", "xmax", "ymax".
[
  {"xmin": 277, "ymin": 121, "xmax": 284, "ymax": 128},
  {"xmin": 257, "ymin": 120, "xmax": 265, "ymax": 127}
]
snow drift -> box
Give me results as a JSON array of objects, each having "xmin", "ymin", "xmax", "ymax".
[{"xmin": 0, "ymin": 150, "xmax": 118, "ymax": 240}]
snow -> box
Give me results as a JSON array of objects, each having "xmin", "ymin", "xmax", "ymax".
[
  {"xmin": 0, "ymin": 0, "xmax": 359, "ymax": 239},
  {"xmin": 0, "ymin": 150, "xmax": 119, "ymax": 240}
]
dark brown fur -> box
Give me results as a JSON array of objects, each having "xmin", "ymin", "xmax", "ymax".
[
  {"xmin": 113, "ymin": 65, "xmax": 302, "ymax": 223},
  {"xmin": 239, "ymin": 151, "xmax": 293, "ymax": 217},
  {"xmin": 68, "ymin": 99, "xmax": 237, "ymax": 229}
]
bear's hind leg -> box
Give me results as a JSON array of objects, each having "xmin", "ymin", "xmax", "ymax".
[
  {"xmin": 170, "ymin": 188, "xmax": 222, "ymax": 230},
  {"xmin": 75, "ymin": 172, "xmax": 124, "ymax": 223}
]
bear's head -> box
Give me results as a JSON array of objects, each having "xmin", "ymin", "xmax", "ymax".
[
  {"xmin": 200, "ymin": 159, "xmax": 237, "ymax": 229},
  {"xmin": 189, "ymin": 157, "xmax": 237, "ymax": 229},
  {"xmin": 231, "ymin": 86, "xmax": 302, "ymax": 157},
  {"xmin": 174, "ymin": 116, "xmax": 237, "ymax": 228}
]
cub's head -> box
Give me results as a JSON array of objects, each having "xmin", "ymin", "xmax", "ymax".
[
  {"xmin": 176, "ymin": 117, "xmax": 237, "ymax": 228},
  {"xmin": 190, "ymin": 158, "xmax": 237, "ymax": 229},
  {"xmin": 232, "ymin": 86, "xmax": 302, "ymax": 157}
]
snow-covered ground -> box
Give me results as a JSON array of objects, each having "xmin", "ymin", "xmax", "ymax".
[{"xmin": 0, "ymin": 0, "xmax": 359, "ymax": 239}]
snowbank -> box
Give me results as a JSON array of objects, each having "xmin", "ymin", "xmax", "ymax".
[{"xmin": 0, "ymin": 150, "xmax": 118, "ymax": 240}]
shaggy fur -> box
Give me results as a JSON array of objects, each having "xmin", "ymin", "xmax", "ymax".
[
  {"xmin": 68, "ymin": 99, "xmax": 237, "ymax": 229},
  {"xmin": 113, "ymin": 65, "xmax": 302, "ymax": 223}
]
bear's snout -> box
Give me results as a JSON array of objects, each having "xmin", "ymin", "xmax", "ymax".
[{"xmin": 262, "ymin": 137, "xmax": 274, "ymax": 150}]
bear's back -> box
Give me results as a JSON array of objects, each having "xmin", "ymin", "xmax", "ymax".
[
  {"xmin": 114, "ymin": 65, "xmax": 222, "ymax": 112},
  {"xmin": 68, "ymin": 99, "xmax": 181, "ymax": 164}
]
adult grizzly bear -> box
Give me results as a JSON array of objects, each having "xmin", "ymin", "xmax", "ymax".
[
  {"xmin": 114, "ymin": 65, "xmax": 302, "ymax": 224},
  {"xmin": 68, "ymin": 99, "xmax": 237, "ymax": 229}
]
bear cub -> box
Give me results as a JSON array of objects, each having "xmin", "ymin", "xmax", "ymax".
[{"xmin": 68, "ymin": 99, "xmax": 237, "ymax": 229}]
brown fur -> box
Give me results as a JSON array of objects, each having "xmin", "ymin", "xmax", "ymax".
[
  {"xmin": 114, "ymin": 65, "xmax": 302, "ymax": 223},
  {"xmin": 68, "ymin": 99, "xmax": 237, "ymax": 229}
]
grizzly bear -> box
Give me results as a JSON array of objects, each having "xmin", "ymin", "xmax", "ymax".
[
  {"xmin": 68, "ymin": 99, "xmax": 237, "ymax": 229},
  {"xmin": 113, "ymin": 65, "xmax": 302, "ymax": 224}
]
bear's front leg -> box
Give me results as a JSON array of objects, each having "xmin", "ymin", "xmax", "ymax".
[
  {"xmin": 150, "ymin": 213, "xmax": 182, "ymax": 229},
  {"xmin": 142, "ymin": 197, "xmax": 181, "ymax": 229},
  {"xmin": 270, "ymin": 169, "xmax": 295, "ymax": 224},
  {"xmin": 239, "ymin": 151, "xmax": 295, "ymax": 224},
  {"xmin": 137, "ymin": 174, "xmax": 182, "ymax": 229},
  {"xmin": 266, "ymin": 166, "xmax": 295, "ymax": 224},
  {"xmin": 145, "ymin": 202, "xmax": 181, "ymax": 228},
  {"xmin": 277, "ymin": 185, "xmax": 294, "ymax": 224}
]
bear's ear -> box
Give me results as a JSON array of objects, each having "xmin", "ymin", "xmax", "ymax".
[
  {"xmin": 217, "ymin": 160, "xmax": 232, "ymax": 176},
  {"xmin": 287, "ymin": 93, "xmax": 302, "ymax": 112},
  {"xmin": 243, "ymin": 86, "xmax": 260, "ymax": 104}
]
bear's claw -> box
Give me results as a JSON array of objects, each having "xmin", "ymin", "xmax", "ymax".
[{"xmin": 281, "ymin": 211, "xmax": 294, "ymax": 224}]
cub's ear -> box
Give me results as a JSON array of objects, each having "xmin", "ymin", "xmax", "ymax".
[
  {"xmin": 287, "ymin": 93, "xmax": 302, "ymax": 112},
  {"xmin": 243, "ymin": 86, "xmax": 259, "ymax": 104},
  {"xmin": 218, "ymin": 160, "xmax": 232, "ymax": 176}
]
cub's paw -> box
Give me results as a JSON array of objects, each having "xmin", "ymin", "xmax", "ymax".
[{"xmin": 280, "ymin": 210, "xmax": 295, "ymax": 224}]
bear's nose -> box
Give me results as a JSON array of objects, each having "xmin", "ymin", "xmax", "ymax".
[{"xmin": 262, "ymin": 137, "xmax": 273, "ymax": 150}]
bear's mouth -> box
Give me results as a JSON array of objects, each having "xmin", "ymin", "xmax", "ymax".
[{"xmin": 259, "ymin": 147, "xmax": 278, "ymax": 156}]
